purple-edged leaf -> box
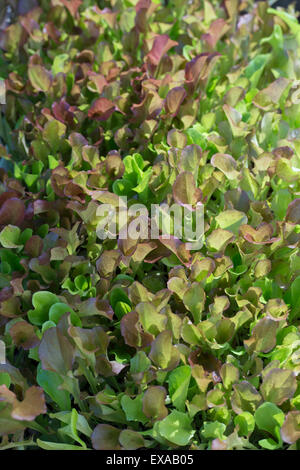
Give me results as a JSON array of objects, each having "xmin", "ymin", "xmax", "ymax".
[
  {"xmin": 286, "ymin": 199, "xmax": 300, "ymax": 224},
  {"xmin": 9, "ymin": 321, "xmax": 40, "ymax": 350},
  {"xmin": 149, "ymin": 330, "xmax": 180, "ymax": 371},
  {"xmin": 0, "ymin": 385, "xmax": 46, "ymax": 421},
  {"xmin": 28, "ymin": 65, "xmax": 52, "ymax": 92},
  {"xmin": 281, "ymin": 411, "xmax": 300, "ymax": 444},
  {"xmin": 253, "ymin": 78, "xmax": 290, "ymax": 110},
  {"xmin": 68, "ymin": 326, "xmax": 110, "ymax": 355},
  {"xmin": 183, "ymin": 283, "xmax": 206, "ymax": 323},
  {"xmin": 119, "ymin": 429, "xmax": 145, "ymax": 450},
  {"xmin": 146, "ymin": 34, "xmax": 178, "ymax": 67},
  {"xmin": 60, "ymin": 0, "xmax": 82, "ymax": 17},
  {"xmin": 224, "ymin": 189, "xmax": 250, "ymax": 212},
  {"xmin": 211, "ymin": 153, "xmax": 239, "ymax": 180},
  {"xmin": 0, "ymin": 198, "xmax": 25, "ymax": 226},
  {"xmin": 88, "ymin": 98, "xmax": 115, "ymax": 121},
  {"xmin": 142, "ymin": 386, "xmax": 168, "ymax": 421},
  {"xmin": 96, "ymin": 250, "xmax": 121, "ymax": 279},
  {"xmin": 202, "ymin": 18, "xmax": 229, "ymax": 48},
  {"xmin": 165, "ymin": 87, "xmax": 187, "ymax": 117},
  {"xmin": 121, "ymin": 311, "xmax": 153, "ymax": 349},
  {"xmin": 185, "ymin": 53, "xmax": 220, "ymax": 92},
  {"xmin": 179, "ymin": 144, "xmax": 202, "ymax": 177},
  {"xmin": 240, "ymin": 223, "xmax": 280, "ymax": 245}
]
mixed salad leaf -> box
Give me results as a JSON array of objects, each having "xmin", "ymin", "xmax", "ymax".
[{"xmin": 0, "ymin": 0, "xmax": 299, "ymax": 450}]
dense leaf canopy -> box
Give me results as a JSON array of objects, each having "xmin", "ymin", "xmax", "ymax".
[{"xmin": 0, "ymin": 0, "xmax": 299, "ymax": 450}]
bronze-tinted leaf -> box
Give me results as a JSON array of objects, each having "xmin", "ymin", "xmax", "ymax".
[
  {"xmin": 158, "ymin": 236, "xmax": 191, "ymax": 266},
  {"xmin": 253, "ymin": 78, "xmax": 290, "ymax": 110},
  {"xmin": 39, "ymin": 327, "xmax": 74, "ymax": 376},
  {"xmin": 121, "ymin": 311, "xmax": 153, "ymax": 349},
  {"xmin": 167, "ymin": 130, "xmax": 187, "ymax": 149},
  {"xmin": 185, "ymin": 53, "xmax": 220, "ymax": 92},
  {"xmin": 119, "ymin": 429, "xmax": 145, "ymax": 450},
  {"xmin": 191, "ymin": 365, "xmax": 212, "ymax": 393},
  {"xmin": 96, "ymin": 250, "xmax": 121, "ymax": 279},
  {"xmin": 142, "ymin": 386, "xmax": 168, "ymax": 421},
  {"xmin": 281, "ymin": 411, "xmax": 300, "ymax": 444},
  {"xmin": 254, "ymin": 259, "xmax": 271, "ymax": 278},
  {"xmin": 60, "ymin": 0, "xmax": 82, "ymax": 17},
  {"xmin": 0, "ymin": 198, "xmax": 25, "ymax": 226},
  {"xmin": 173, "ymin": 172, "xmax": 202, "ymax": 206},
  {"xmin": 244, "ymin": 317, "xmax": 278, "ymax": 353},
  {"xmin": 190, "ymin": 257, "xmax": 215, "ymax": 282},
  {"xmin": 105, "ymin": 152, "xmax": 125, "ymax": 179},
  {"xmin": 240, "ymin": 223, "xmax": 279, "ymax": 245},
  {"xmin": 261, "ymin": 369, "xmax": 297, "ymax": 405},
  {"xmin": 88, "ymin": 98, "xmax": 116, "ymax": 121},
  {"xmin": 9, "ymin": 321, "xmax": 40, "ymax": 350},
  {"xmin": 211, "ymin": 153, "xmax": 239, "ymax": 180},
  {"xmin": 220, "ymin": 363, "xmax": 239, "ymax": 390},
  {"xmin": 202, "ymin": 18, "xmax": 229, "ymax": 48},
  {"xmin": 28, "ymin": 65, "xmax": 52, "ymax": 92},
  {"xmin": 149, "ymin": 330, "xmax": 180, "ymax": 371},
  {"xmin": 231, "ymin": 381, "xmax": 262, "ymax": 414},
  {"xmin": 266, "ymin": 298, "xmax": 289, "ymax": 321},
  {"xmin": 165, "ymin": 87, "xmax": 187, "ymax": 117},
  {"xmin": 92, "ymin": 424, "xmax": 121, "ymax": 450},
  {"xmin": 0, "ymin": 385, "xmax": 46, "ymax": 421},
  {"xmin": 188, "ymin": 349, "xmax": 222, "ymax": 376},
  {"xmin": 286, "ymin": 199, "xmax": 300, "ymax": 224},
  {"xmin": 183, "ymin": 283, "xmax": 206, "ymax": 323},
  {"xmin": 11, "ymin": 387, "xmax": 46, "ymax": 421},
  {"xmin": 179, "ymin": 144, "xmax": 202, "ymax": 177}
]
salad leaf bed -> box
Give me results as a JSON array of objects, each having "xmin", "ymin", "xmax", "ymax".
[{"xmin": 0, "ymin": 0, "xmax": 300, "ymax": 450}]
